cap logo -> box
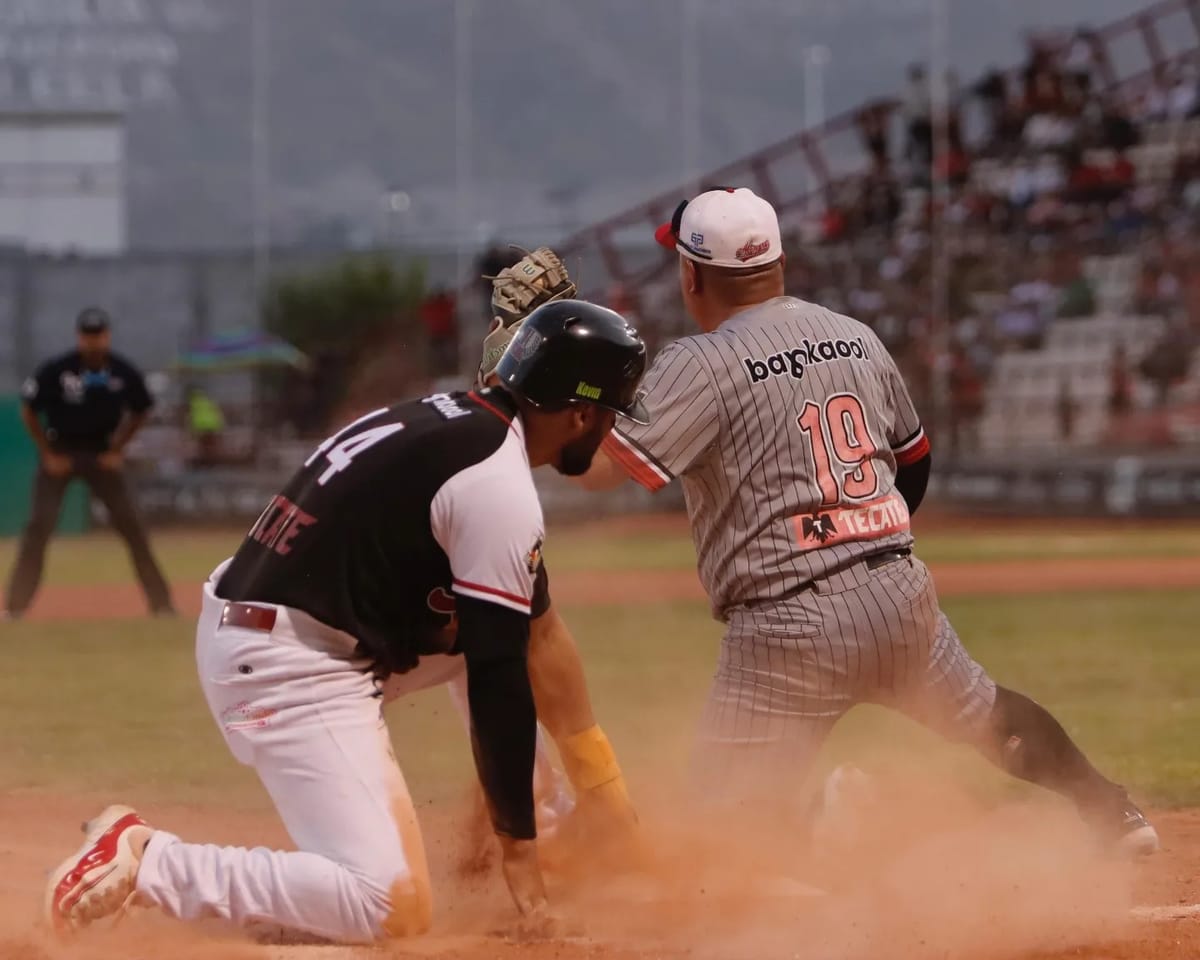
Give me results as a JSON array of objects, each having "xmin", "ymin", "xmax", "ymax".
[
  {"xmin": 690, "ymin": 232, "xmax": 704, "ymax": 246},
  {"xmin": 575, "ymin": 381, "xmax": 602, "ymax": 400},
  {"xmin": 735, "ymin": 236, "xmax": 771, "ymax": 262}
]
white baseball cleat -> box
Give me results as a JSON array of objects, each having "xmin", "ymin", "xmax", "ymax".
[{"xmin": 44, "ymin": 804, "xmax": 153, "ymax": 934}]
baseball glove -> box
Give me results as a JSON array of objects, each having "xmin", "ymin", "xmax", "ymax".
[{"xmin": 478, "ymin": 246, "xmax": 576, "ymax": 383}]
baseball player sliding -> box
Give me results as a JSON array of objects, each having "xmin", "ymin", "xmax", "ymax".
[
  {"xmin": 577, "ymin": 186, "xmax": 1157, "ymax": 856},
  {"xmin": 44, "ymin": 302, "xmax": 649, "ymax": 943}
]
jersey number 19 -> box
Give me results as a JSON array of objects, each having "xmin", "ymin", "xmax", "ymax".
[{"xmin": 796, "ymin": 393, "xmax": 880, "ymax": 506}]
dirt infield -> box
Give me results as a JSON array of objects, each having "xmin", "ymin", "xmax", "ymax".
[
  {"xmin": 13, "ymin": 553, "xmax": 1200, "ymax": 622},
  {"xmin": 4, "ymin": 784, "xmax": 1200, "ymax": 960}
]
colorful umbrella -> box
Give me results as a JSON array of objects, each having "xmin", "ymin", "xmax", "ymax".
[{"xmin": 173, "ymin": 331, "xmax": 311, "ymax": 372}]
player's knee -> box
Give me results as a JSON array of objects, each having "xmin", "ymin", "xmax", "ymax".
[
  {"xmin": 352, "ymin": 871, "xmax": 433, "ymax": 941},
  {"xmin": 380, "ymin": 876, "xmax": 433, "ymax": 939}
]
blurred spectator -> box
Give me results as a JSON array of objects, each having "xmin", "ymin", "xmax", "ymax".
[
  {"xmin": 860, "ymin": 160, "xmax": 901, "ymax": 230},
  {"xmin": 187, "ymin": 385, "xmax": 225, "ymax": 468},
  {"xmin": 973, "ymin": 67, "xmax": 1009, "ymax": 147},
  {"xmin": 1099, "ymin": 99, "xmax": 1140, "ymax": 152},
  {"xmin": 419, "ymin": 287, "xmax": 459, "ymax": 377},
  {"xmin": 1056, "ymin": 263, "xmax": 1096, "ymax": 318},
  {"xmin": 944, "ymin": 70, "xmax": 965, "ymax": 149},
  {"xmin": 856, "ymin": 103, "xmax": 891, "ymax": 168},
  {"xmin": 1139, "ymin": 66, "xmax": 1173, "ymax": 123},
  {"xmin": 1062, "ymin": 33, "xmax": 1096, "ymax": 115},
  {"xmin": 1056, "ymin": 378, "xmax": 1076, "ymax": 440},
  {"xmin": 1108, "ymin": 343, "xmax": 1133, "ymax": 416},
  {"xmin": 1024, "ymin": 111, "xmax": 1076, "ymax": 149},
  {"xmin": 1135, "ymin": 259, "xmax": 1182, "ymax": 315},
  {"xmin": 820, "ymin": 200, "xmax": 848, "ymax": 243},
  {"xmin": 903, "ymin": 64, "xmax": 933, "ymax": 171},
  {"xmin": 1022, "ymin": 42, "xmax": 1066, "ymax": 114},
  {"xmin": 1170, "ymin": 64, "xmax": 1199, "ymax": 119},
  {"xmin": 948, "ymin": 347, "xmax": 984, "ymax": 452},
  {"xmin": 1139, "ymin": 318, "xmax": 1197, "ymax": 406}
]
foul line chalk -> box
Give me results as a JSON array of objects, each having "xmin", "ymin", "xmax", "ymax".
[{"xmin": 1131, "ymin": 903, "xmax": 1200, "ymax": 922}]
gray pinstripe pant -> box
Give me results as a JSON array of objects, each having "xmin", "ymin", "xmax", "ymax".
[{"xmin": 695, "ymin": 554, "xmax": 996, "ymax": 801}]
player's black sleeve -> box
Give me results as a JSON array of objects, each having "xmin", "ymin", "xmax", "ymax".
[
  {"xmin": 894, "ymin": 450, "xmax": 931, "ymax": 516},
  {"xmin": 456, "ymin": 594, "xmax": 537, "ymax": 840}
]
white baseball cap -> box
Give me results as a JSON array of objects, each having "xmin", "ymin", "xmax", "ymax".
[{"xmin": 654, "ymin": 186, "xmax": 782, "ymax": 269}]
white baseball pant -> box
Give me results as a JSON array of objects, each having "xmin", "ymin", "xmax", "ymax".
[{"xmin": 134, "ymin": 563, "xmax": 569, "ymax": 943}]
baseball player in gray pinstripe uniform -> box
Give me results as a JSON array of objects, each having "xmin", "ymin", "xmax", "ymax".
[{"xmin": 582, "ymin": 186, "xmax": 1158, "ymax": 856}]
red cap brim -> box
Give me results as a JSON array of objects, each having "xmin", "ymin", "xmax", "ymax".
[{"xmin": 654, "ymin": 222, "xmax": 677, "ymax": 250}]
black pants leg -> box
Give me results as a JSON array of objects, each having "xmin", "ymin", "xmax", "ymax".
[
  {"xmin": 80, "ymin": 460, "xmax": 174, "ymax": 613},
  {"xmin": 5, "ymin": 467, "xmax": 72, "ymax": 614}
]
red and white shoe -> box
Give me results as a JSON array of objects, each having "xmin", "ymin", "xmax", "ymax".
[{"xmin": 44, "ymin": 805, "xmax": 153, "ymax": 934}]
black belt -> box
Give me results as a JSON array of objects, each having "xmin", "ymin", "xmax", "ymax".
[
  {"xmin": 220, "ymin": 602, "xmax": 277, "ymax": 632},
  {"xmin": 864, "ymin": 548, "xmax": 911, "ymax": 570}
]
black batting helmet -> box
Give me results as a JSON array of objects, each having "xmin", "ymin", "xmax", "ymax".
[{"xmin": 495, "ymin": 299, "xmax": 650, "ymax": 424}]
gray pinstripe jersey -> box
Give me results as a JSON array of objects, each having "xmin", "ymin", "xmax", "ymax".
[{"xmin": 606, "ymin": 296, "xmax": 929, "ymax": 617}]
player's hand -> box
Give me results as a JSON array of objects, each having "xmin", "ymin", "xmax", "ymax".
[
  {"xmin": 42, "ymin": 451, "xmax": 72, "ymax": 477},
  {"xmin": 543, "ymin": 783, "xmax": 648, "ymax": 876},
  {"xmin": 497, "ymin": 836, "xmax": 548, "ymax": 917},
  {"xmin": 495, "ymin": 901, "xmax": 581, "ymax": 942},
  {"xmin": 97, "ymin": 450, "xmax": 123, "ymax": 471}
]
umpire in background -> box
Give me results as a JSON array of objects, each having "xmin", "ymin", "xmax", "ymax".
[{"xmin": 5, "ymin": 307, "xmax": 174, "ymax": 619}]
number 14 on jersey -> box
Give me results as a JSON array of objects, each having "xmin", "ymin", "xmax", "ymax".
[{"xmin": 304, "ymin": 408, "xmax": 406, "ymax": 486}]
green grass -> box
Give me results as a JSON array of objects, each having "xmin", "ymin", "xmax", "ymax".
[
  {"xmin": 2, "ymin": 589, "xmax": 1197, "ymax": 810},
  {"xmin": 3, "ymin": 523, "xmax": 1196, "ymax": 585}
]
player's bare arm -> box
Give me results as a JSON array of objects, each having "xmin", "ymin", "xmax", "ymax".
[{"xmin": 527, "ymin": 606, "xmax": 637, "ymax": 838}]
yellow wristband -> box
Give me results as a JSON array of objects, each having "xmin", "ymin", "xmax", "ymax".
[{"xmin": 558, "ymin": 724, "xmax": 622, "ymax": 792}]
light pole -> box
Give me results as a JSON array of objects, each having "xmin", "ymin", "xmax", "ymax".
[
  {"xmin": 802, "ymin": 45, "xmax": 831, "ymax": 215},
  {"xmin": 929, "ymin": 0, "xmax": 953, "ymax": 444},
  {"xmin": 251, "ymin": 0, "xmax": 271, "ymax": 305},
  {"xmin": 681, "ymin": 0, "xmax": 701, "ymax": 194},
  {"xmin": 454, "ymin": 0, "xmax": 475, "ymax": 376},
  {"xmin": 382, "ymin": 189, "xmax": 411, "ymax": 252}
]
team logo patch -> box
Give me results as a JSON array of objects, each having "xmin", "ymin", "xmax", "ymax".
[
  {"xmin": 801, "ymin": 514, "xmax": 838, "ymax": 544},
  {"xmin": 426, "ymin": 586, "xmax": 456, "ymax": 616},
  {"xmin": 791, "ymin": 492, "xmax": 910, "ymax": 553},
  {"xmin": 60, "ymin": 372, "xmax": 85, "ymax": 403},
  {"xmin": 506, "ymin": 326, "xmax": 542, "ymax": 362},
  {"xmin": 735, "ymin": 236, "xmax": 771, "ymax": 262},
  {"xmin": 526, "ymin": 537, "xmax": 544, "ymax": 574},
  {"xmin": 743, "ymin": 337, "xmax": 870, "ymax": 384}
]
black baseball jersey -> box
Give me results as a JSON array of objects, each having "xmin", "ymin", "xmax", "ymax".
[
  {"xmin": 21, "ymin": 351, "xmax": 153, "ymax": 453},
  {"xmin": 216, "ymin": 389, "xmax": 550, "ymax": 675}
]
